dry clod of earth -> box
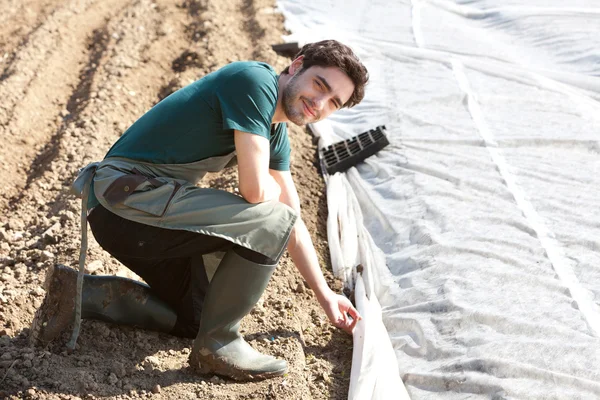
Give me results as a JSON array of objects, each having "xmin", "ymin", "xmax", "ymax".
[{"xmin": 0, "ymin": 0, "xmax": 353, "ymax": 398}]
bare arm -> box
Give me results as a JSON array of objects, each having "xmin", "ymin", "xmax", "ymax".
[
  {"xmin": 270, "ymin": 169, "xmax": 361, "ymax": 333},
  {"xmin": 235, "ymin": 130, "xmax": 281, "ymax": 203}
]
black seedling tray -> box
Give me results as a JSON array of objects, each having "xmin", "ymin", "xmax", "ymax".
[{"xmin": 321, "ymin": 125, "xmax": 389, "ymax": 174}]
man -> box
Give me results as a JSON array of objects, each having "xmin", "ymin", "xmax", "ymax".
[{"xmin": 30, "ymin": 40, "xmax": 369, "ymax": 381}]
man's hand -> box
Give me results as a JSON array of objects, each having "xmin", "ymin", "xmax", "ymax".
[{"xmin": 318, "ymin": 289, "xmax": 362, "ymax": 334}]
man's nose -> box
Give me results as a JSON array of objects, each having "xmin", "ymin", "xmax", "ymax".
[{"xmin": 313, "ymin": 96, "xmax": 326, "ymax": 110}]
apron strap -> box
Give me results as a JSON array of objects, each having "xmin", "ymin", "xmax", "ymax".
[{"xmin": 66, "ymin": 169, "xmax": 94, "ymax": 350}]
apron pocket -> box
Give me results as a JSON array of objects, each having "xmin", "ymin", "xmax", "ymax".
[
  {"xmin": 102, "ymin": 173, "xmax": 181, "ymax": 217},
  {"xmin": 123, "ymin": 180, "xmax": 182, "ymax": 217}
]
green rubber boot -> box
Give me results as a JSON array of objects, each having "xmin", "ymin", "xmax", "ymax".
[
  {"xmin": 188, "ymin": 250, "xmax": 287, "ymax": 381},
  {"xmin": 30, "ymin": 264, "xmax": 177, "ymax": 346}
]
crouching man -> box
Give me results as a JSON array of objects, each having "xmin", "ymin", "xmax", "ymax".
[{"xmin": 30, "ymin": 40, "xmax": 368, "ymax": 381}]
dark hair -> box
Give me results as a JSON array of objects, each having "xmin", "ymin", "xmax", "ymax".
[{"xmin": 282, "ymin": 40, "xmax": 368, "ymax": 108}]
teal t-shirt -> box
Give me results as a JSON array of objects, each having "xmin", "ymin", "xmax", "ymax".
[{"xmin": 89, "ymin": 61, "xmax": 290, "ymax": 208}]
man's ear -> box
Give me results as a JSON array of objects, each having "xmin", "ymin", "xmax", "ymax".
[{"xmin": 288, "ymin": 55, "xmax": 304, "ymax": 75}]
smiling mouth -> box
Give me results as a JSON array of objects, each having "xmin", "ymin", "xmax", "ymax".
[{"xmin": 302, "ymin": 99, "xmax": 315, "ymax": 118}]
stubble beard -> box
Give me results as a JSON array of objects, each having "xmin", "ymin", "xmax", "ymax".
[{"xmin": 282, "ymin": 75, "xmax": 308, "ymax": 126}]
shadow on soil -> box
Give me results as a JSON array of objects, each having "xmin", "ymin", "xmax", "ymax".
[
  {"xmin": 241, "ymin": 0, "xmax": 267, "ymax": 60},
  {"xmin": 0, "ymin": 12, "xmax": 56, "ymax": 84},
  {"xmin": 7, "ymin": 27, "xmax": 110, "ymax": 210}
]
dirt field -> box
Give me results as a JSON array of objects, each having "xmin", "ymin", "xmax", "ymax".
[{"xmin": 0, "ymin": 0, "xmax": 354, "ymax": 398}]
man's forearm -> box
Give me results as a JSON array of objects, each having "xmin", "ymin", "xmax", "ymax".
[
  {"xmin": 241, "ymin": 175, "xmax": 281, "ymax": 204},
  {"xmin": 286, "ymin": 217, "xmax": 333, "ymax": 303}
]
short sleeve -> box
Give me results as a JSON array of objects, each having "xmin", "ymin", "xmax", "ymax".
[
  {"xmin": 269, "ymin": 123, "xmax": 291, "ymax": 171},
  {"xmin": 216, "ymin": 66, "xmax": 278, "ymax": 139}
]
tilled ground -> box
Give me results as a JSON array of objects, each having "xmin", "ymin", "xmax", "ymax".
[{"xmin": 0, "ymin": 0, "xmax": 353, "ymax": 398}]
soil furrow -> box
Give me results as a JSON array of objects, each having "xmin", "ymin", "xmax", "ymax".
[
  {"xmin": 0, "ymin": 0, "xmax": 115, "ymax": 125},
  {"xmin": 0, "ymin": 0, "xmax": 131, "ymax": 209},
  {"xmin": 6, "ymin": 0, "xmax": 186, "ymax": 216},
  {"xmin": 0, "ymin": 15, "xmax": 55, "ymax": 84},
  {"xmin": 0, "ymin": 0, "xmax": 63, "ymax": 68},
  {"xmin": 15, "ymin": 28, "xmax": 111, "ymax": 199},
  {"xmin": 241, "ymin": 0, "xmax": 267, "ymax": 60},
  {"xmin": 0, "ymin": 23, "xmax": 45, "ymax": 83}
]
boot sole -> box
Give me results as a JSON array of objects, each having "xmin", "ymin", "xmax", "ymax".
[
  {"xmin": 30, "ymin": 264, "xmax": 77, "ymax": 347},
  {"xmin": 189, "ymin": 350, "xmax": 287, "ymax": 381}
]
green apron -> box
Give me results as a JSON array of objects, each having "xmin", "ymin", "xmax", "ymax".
[{"xmin": 73, "ymin": 154, "xmax": 297, "ymax": 261}]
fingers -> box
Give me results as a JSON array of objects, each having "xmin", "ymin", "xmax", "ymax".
[
  {"xmin": 346, "ymin": 303, "xmax": 362, "ymax": 322},
  {"xmin": 333, "ymin": 315, "xmax": 350, "ymax": 334},
  {"xmin": 340, "ymin": 300, "xmax": 362, "ymax": 334},
  {"xmin": 323, "ymin": 294, "xmax": 363, "ymax": 334},
  {"xmin": 331, "ymin": 310, "xmax": 353, "ymax": 334},
  {"xmin": 348, "ymin": 314, "xmax": 360, "ymax": 333},
  {"xmin": 343, "ymin": 307, "xmax": 361, "ymax": 334},
  {"xmin": 340, "ymin": 314, "xmax": 359, "ymax": 335}
]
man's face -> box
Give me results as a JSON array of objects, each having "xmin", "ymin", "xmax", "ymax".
[{"xmin": 281, "ymin": 64, "xmax": 355, "ymax": 126}]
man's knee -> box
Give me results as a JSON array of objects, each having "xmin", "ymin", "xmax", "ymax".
[
  {"xmin": 234, "ymin": 246, "xmax": 277, "ymax": 265},
  {"xmin": 273, "ymin": 200, "xmax": 298, "ymax": 221}
]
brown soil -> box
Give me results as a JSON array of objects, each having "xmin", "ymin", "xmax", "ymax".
[{"xmin": 0, "ymin": 0, "xmax": 353, "ymax": 398}]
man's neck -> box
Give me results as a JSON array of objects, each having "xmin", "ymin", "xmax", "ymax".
[{"xmin": 272, "ymin": 74, "xmax": 291, "ymax": 124}]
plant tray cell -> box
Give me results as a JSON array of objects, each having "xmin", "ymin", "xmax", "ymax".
[{"xmin": 320, "ymin": 125, "xmax": 389, "ymax": 174}]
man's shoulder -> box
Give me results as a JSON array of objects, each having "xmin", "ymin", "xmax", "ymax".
[
  {"xmin": 221, "ymin": 60, "xmax": 277, "ymax": 75},
  {"xmin": 216, "ymin": 61, "xmax": 278, "ymax": 86}
]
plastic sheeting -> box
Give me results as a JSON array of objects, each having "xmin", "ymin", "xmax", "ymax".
[{"xmin": 278, "ymin": 0, "xmax": 600, "ymax": 399}]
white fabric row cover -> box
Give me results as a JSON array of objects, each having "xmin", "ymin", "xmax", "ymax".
[
  {"xmin": 278, "ymin": 0, "xmax": 600, "ymax": 398},
  {"xmin": 322, "ymin": 163, "xmax": 410, "ymax": 400}
]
